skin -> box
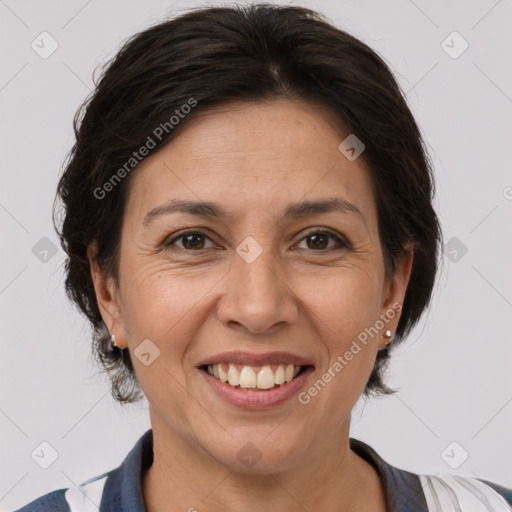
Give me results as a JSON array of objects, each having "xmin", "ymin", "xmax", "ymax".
[{"xmin": 89, "ymin": 99, "xmax": 413, "ymax": 512}]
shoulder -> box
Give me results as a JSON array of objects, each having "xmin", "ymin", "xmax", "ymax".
[
  {"xmin": 12, "ymin": 472, "xmax": 110, "ymax": 512},
  {"xmin": 349, "ymin": 437, "xmax": 512, "ymax": 512},
  {"xmin": 481, "ymin": 479, "xmax": 512, "ymax": 505},
  {"xmin": 12, "ymin": 488, "xmax": 69, "ymax": 512},
  {"xmin": 12, "ymin": 429, "xmax": 153, "ymax": 512},
  {"xmin": 419, "ymin": 473, "xmax": 512, "ymax": 510}
]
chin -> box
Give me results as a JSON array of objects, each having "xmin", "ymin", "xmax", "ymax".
[{"xmin": 201, "ymin": 427, "xmax": 309, "ymax": 475}]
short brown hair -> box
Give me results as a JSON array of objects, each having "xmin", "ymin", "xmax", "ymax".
[{"xmin": 55, "ymin": 3, "xmax": 442, "ymax": 404}]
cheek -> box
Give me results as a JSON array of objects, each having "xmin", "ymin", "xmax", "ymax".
[
  {"xmin": 306, "ymin": 267, "xmax": 383, "ymax": 340},
  {"xmin": 118, "ymin": 261, "xmax": 225, "ymax": 348},
  {"xmin": 303, "ymin": 268, "xmax": 382, "ymax": 392}
]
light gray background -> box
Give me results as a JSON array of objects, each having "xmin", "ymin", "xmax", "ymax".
[{"xmin": 1, "ymin": 0, "xmax": 511, "ymax": 510}]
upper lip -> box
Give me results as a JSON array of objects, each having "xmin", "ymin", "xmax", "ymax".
[{"xmin": 198, "ymin": 351, "xmax": 314, "ymax": 367}]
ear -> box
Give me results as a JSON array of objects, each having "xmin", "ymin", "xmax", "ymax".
[
  {"xmin": 87, "ymin": 241, "xmax": 127, "ymax": 349},
  {"xmin": 378, "ymin": 245, "xmax": 414, "ymax": 349}
]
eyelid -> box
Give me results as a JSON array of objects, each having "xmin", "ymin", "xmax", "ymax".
[
  {"xmin": 295, "ymin": 228, "xmax": 350, "ymax": 250},
  {"xmin": 165, "ymin": 227, "xmax": 350, "ymax": 251},
  {"xmin": 165, "ymin": 228, "xmax": 218, "ymax": 249}
]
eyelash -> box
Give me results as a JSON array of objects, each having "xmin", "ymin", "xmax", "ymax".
[{"xmin": 165, "ymin": 229, "xmax": 349, "ymax": 252}]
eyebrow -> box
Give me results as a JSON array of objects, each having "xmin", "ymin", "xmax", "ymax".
[{"xmin": 143, "ymin": 198, "xmax": 365, "ymax": 226}]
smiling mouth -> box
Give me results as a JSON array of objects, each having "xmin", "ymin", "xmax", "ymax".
[{"xmin": 200, "ymin": 363, "xmax": 311, "ymax": 391}]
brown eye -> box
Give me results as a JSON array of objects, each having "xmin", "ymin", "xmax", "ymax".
[
  {"xmin": 166, "ymin": 231, "xmax": 213, "ymax": 250},
  {"xmin": 296, "ymin": 230, "xmax": 348, "ymax": 251},
  {"xmin": 181, "ymin": 233, "xmax": 205, "ymax": 250},
  {"xmin": 306, "ymin": 233, "xmax": 329, "ymax": 250}
]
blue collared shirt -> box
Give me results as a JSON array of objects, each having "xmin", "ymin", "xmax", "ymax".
[{"xmin": 14, "ymin": 429, "xmax": 512, "ymax": 511}]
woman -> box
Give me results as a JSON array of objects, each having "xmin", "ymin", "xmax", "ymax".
[{"xmin": 16, "ymin": 4, "xmax": 512, "ymax": 511}]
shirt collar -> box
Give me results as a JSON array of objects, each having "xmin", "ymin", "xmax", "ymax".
[
  {"xmin": 350, "ymin": 438, "xmax": 429, "ymax": 511},
  {"xmin": 100, "ymin": 429, "xmax": 428, "ymax": 511},
  {"xmin": 99, "ymin": 428, "xmax": 153, "ymax": 511}
]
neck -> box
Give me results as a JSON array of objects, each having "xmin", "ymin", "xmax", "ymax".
[{"xmin": 142, "ymin": 415, "xmax": 386, "ymax": 512}]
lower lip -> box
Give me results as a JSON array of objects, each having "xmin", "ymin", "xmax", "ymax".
[{"xmin": 199, "ymin": 367, "xmax": 314, "ymax": 410}]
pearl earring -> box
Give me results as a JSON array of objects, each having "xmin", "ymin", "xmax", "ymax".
[{"xmin": 381, "ymin": 330, "xmax": 393, "ymax": 349}]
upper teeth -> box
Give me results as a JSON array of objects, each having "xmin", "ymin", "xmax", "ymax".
[{"xmin": 207, "ymin": 364, "xmax": 301, "ymax": 390}]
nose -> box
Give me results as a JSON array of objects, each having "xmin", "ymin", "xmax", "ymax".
[{"xmin": 216, "ymin": 250, "xmax": 299, "ymax": 335}]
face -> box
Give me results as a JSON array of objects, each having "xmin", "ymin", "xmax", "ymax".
[{"xmin": 90, "ymin": 99, "xmax": 412, "ymax": 473}]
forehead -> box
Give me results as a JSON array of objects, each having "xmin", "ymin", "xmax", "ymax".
[{"xmin": 124, "ymin": 99, "xmax": 377, "ymax": 227}]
